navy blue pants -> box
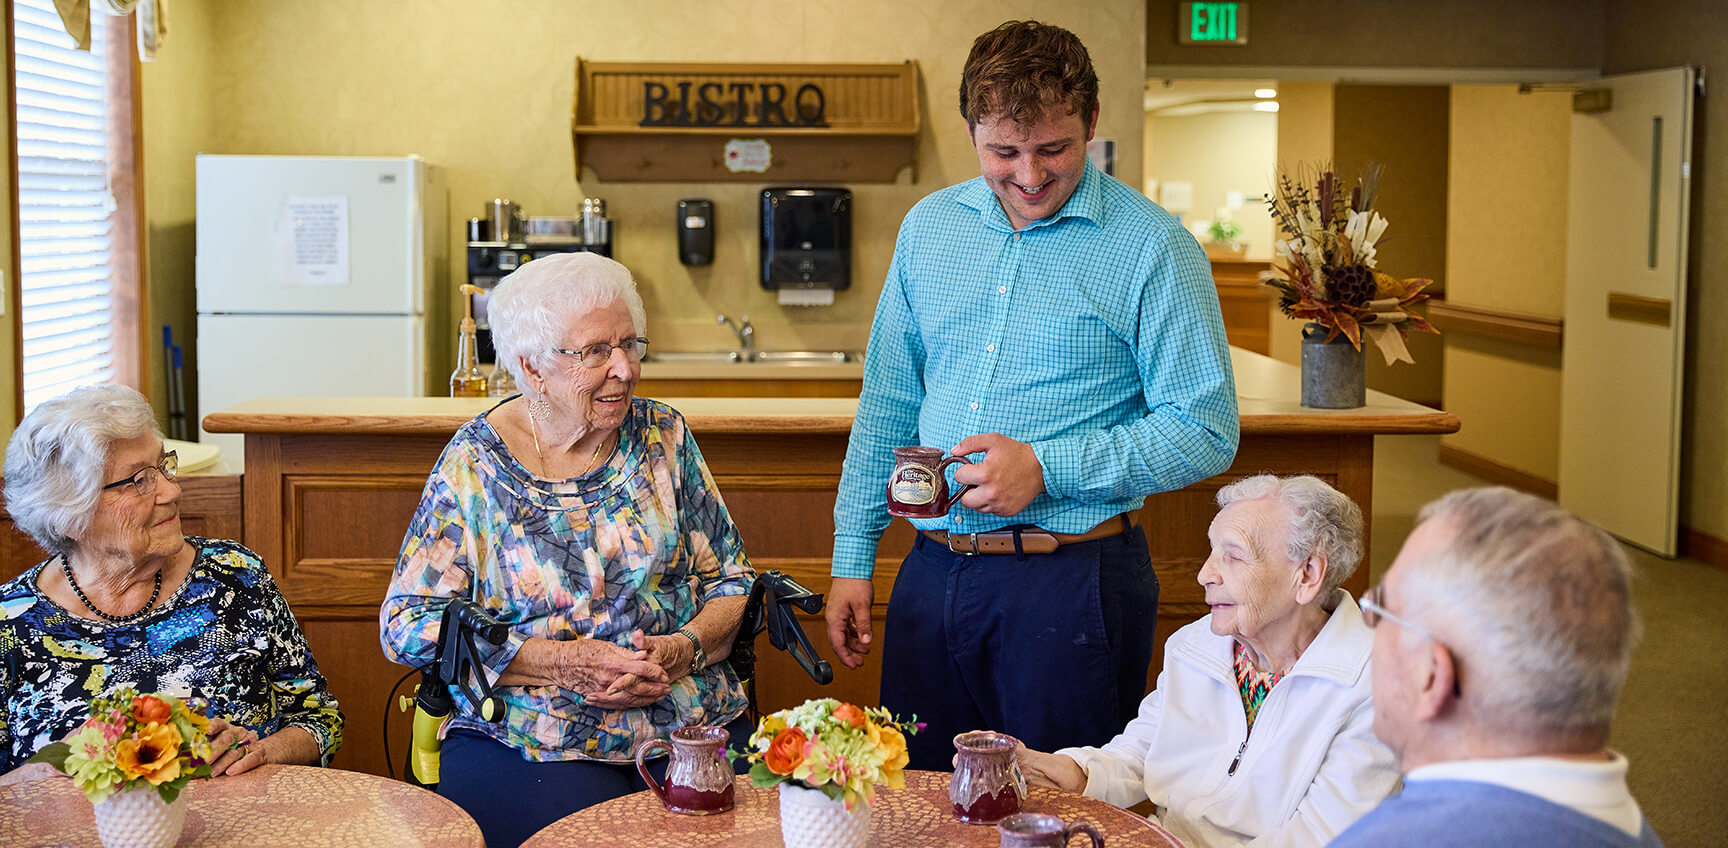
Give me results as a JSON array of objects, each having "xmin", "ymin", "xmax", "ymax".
[
  {"xmin": 879, "ymin": 526, "xmax": 1159, "ymax": 772},
  {"xmin": 438, "ymin": 713, "xmax": 753, "ymax": 848}
]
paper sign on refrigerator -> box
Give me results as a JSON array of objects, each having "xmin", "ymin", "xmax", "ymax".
[{"xmin": 282, "ymin": 196, "xmax": 349, "ymax": 286}]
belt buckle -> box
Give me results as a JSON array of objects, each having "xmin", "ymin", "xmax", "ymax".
[{"xmin": 948, "ymin": 532, "xmax": 980, "ymax": 556}]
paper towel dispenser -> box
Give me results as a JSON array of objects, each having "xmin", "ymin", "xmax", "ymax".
[{"xmin": 761, "ymin": 187, "xmax": 850, "ymax": 290}]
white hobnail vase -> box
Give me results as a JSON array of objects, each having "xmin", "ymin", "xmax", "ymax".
[
  {"xmin": 91, "ymin": 784, "xmax": 188, "ymax": 848},
  {"xmin": 778, "ymin": 781, "xmax": 872, "ymax": 848}
]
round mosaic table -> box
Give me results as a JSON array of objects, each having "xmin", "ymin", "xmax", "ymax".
[
  {"xmin": 0, "ymin": 763, "xmax": 483, "ymax": 848},
  {"xmin": 521, "ymin": 769, "xmax": 1186, "ymax": 847}
]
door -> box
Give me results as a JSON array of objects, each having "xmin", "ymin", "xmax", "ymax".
[{"xmin": 1559, "ymin": 67, "xmax": 1695, "ymax": 556}]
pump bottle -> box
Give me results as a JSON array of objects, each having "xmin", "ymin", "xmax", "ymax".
[{"xmin": 450, "ymin": 284, "xmax": 488, "ymax": 397}]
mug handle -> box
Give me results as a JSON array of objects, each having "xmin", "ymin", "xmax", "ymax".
[
  {"xmin": 1063, "ymin": 821, "xmax": 1105, "ymax": 847},
  {"xmin": 937, "ymin": 455, "xmax": 975, "ymax": 512},
  {"xmin": 635, "ymin": 738, "xmax": 672, "ymax": 804}
]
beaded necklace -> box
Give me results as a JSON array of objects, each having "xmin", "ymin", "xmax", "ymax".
[{"xmin": 61, "ymin": 557, "xmax": 161, "ymax": 623}]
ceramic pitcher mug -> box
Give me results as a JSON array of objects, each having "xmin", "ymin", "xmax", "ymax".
[
  {"xmin": 997, "ymin": 812, "xmax": 1106, "ymax": 847},
  {"xmin": 951, "ymin": 730, "xmax": 1027, "ymax": 824},
  {"xmin": 635, "ymin": 725, "xmax": 736, "ymax": 815},
  {"xmin": 887, "ymin": 446, "xmax": 974, "ymax": 518}
]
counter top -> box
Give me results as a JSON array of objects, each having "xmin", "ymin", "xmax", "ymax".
[{"xmin": 204, "ymin": 348, "xmax": 1458, "ymax": 437}]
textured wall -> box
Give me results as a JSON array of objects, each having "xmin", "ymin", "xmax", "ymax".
[
  {"xmin": 1144, "ymin": 109, "xmax": 1278, "ymax": 260},
  {"xmin": 137, "ymin": 0, "xmax": 1147, "ymax": 407},
  {"xmin": 1439, "ymin": 84, "xmax": 1570, "ymax": 483}
]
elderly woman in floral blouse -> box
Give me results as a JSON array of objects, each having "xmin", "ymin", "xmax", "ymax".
[
  {"xmin": 381, "ymin": 252, "xmax": 754, "ymax": 848},
  {"xmin": 0, "ymin": 385, "xmax": 343, "ymax": 785}
]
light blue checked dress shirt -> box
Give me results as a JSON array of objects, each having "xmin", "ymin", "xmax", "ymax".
[{"xmin": 832, "ymin": 159, "xmax": 1240, "ymax": 579}]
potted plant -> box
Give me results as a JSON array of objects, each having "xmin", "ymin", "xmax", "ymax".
[
  {"xmin": 1260, "ymin": 163, "xmax": 1438, "ymax": 407},
  {"xmin": 28, "ymin": 687, "xmax": 214, "ymax": 848},
  {"xmin": 732, "ymin": 698, "xmax": 920, "ymax": 848},
  {"xmin": 1207, "ymin": 213, "xmax": 1245, "ymax": 254}
]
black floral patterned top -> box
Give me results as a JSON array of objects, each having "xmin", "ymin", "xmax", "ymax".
[{"xmin": 0, "ymin": 537, "xmax": 344, "ymax": 772}]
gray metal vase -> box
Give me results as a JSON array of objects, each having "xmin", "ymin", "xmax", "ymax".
[{"xmin": 1300, "ymin": 323, "xmax": 1366, "ymax": 409}]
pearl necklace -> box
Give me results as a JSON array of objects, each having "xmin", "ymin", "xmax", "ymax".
[{"xmin": 62, "ymin": 558, "xmax": 161, "ymax": 623}]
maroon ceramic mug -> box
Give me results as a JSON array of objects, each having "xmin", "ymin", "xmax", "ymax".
[
  {"xmin": 887, "ymin": 446, "xmax": 975, "ymax": 518},
  {"xmin": 951, "ymin": 730, "xmax": 1027, "ymax": 824},
  {"xmin": 997, "ymin": 812, "xmax": 1105, "ymax": 847},
  {"xmin": 635, "ymin": 725, "xmax": 736, "ymax": 815}
]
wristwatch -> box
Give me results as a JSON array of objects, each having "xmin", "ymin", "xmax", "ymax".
[{"xmin": 677, "ymin": 628, "xmax": 705, "ymax": 676}]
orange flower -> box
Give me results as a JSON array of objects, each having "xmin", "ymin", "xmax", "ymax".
[
  {"xmin": 115, "ymin": 723, "xmax": 183, "ymax": 785},
  {"xmin": 131, "ymin": 695, "xmax": 171, "ymax": 725},
  {"xmin": 763, "ymin": 727, "xmax": 807, "ymax": 775},
  {"xmin": 832, "ymin": 703, "xmax": 866, "ymax": 729}
]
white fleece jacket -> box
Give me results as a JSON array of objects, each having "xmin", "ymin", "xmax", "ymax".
[{"xmin": 1056, "ymin": 591, "xmax": 1399, "ymax": 848}]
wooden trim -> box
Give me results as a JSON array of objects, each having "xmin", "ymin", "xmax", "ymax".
[
  {"xmin": 572, "ymin": 59, "xmax": 920, "ymax": 183},
  {"xmin": 202, "ymin": 404, "xmax": 1458, "ymax": 438},
  {"xmin": 1436, "ymin": 442, "xmax": 1559, "ymax": 500},
  {"xmin": 1426, "ymin": 301, "xmax": 1564, "ymax": 348},
  {"xmin": 105, "ymin": 12, "xmax": 147, "ymax": 395},
  {"xmin": 6, "ymin": 2, "xmax": 21, "ymax": 422},
  {"xmin": 1682, "ymin": 526, "xmax": 1728, "ymax": 571}
]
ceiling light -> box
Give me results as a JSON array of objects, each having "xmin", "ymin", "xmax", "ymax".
[
  {"xmin": 1253, "ymin": 101, "xmax": 1280, "ymax": 112},
  {"xmin": 1255, "ymin": 88, "xmax": 1277, "ymax": 98}
]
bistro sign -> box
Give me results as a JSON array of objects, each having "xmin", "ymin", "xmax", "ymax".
[{"xmin": 642, "ymin": 80, "xmax": 828, "ymax": 127}]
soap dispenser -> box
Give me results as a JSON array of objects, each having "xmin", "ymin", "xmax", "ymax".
[{"xmin": 451, "ymin": 284, "xmax": 489, "ymax": 397}]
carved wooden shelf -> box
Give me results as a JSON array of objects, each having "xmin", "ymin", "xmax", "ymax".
[{"xmin": 571, "ymin": 60, "xmax": 920, "ymax": 183}]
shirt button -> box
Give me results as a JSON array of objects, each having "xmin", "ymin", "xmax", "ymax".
[
  {"xmin": 970, "ymin": 401, "xmax": 980, "ymax": 410},
  {"xmin": 986, "ymin": 344, "xmax": 996, "ymax": 353},
  {"xmin": 1013, "ymin": 233, "xmax": 1021, "ymax": 241},
  {"xmin": 998, "ymin": 286, "xmax": 1007, "ymax": 294}
]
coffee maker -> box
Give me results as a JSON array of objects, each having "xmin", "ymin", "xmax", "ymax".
[{"xmin": 465, "ymin": 198, "xmax": 613, "ymax": 362}]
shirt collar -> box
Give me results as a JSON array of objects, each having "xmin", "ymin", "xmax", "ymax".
[{"xmin": 954, "ymin": 156, "xmax": 1106, "ymax": 233}]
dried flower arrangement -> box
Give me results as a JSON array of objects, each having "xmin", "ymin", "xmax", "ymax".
[{"xmin": 1262, "ymin": 163, "xmax": 1438, "ymax": 364}]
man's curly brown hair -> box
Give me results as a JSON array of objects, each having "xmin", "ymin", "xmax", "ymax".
[{"xmin": 959, "ymin": 20, "xmax": 1099, "ymax": 131}]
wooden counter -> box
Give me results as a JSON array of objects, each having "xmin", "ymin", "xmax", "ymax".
[{"xmin": 204, "ymin": 347, "xmax": 1456, "ymax": 778}]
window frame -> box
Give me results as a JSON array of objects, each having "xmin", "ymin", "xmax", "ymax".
[{"xmin": 5, "ymin": 7, "xmax": 148, "ymax": 420}]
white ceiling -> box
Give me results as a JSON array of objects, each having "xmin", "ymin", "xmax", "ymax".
[{"xmin": 1143, "ymin": 78, "xmax": 1278, "ymax": 115}]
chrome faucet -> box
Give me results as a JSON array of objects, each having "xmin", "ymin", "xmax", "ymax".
[{"xmin": 717, "ymin": 313, "xmax": 755, "ymax": 357}]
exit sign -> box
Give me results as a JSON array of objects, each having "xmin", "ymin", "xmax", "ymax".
[{"xmin": 1178, "ymin": 2, "xmax": 1248, "ymax": 46}]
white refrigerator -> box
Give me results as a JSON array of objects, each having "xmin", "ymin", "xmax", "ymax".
[{"xmin": 195, "ymin": 154, "xmax": 447, "ymax": 464}]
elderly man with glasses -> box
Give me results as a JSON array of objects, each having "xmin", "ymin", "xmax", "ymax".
[{"xmin": 1335, "ymin": 487, "xmax": 1663, "ymax": 848}]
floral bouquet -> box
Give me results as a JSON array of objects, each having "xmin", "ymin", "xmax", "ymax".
[
  {"xmin": 1262, "ymin": 162, "xmax": 1439, "ymax": 364},
  {"xmin": 732, "ymin": 698, "xmax": 920, "ymax": 811},
  {"xmin": 28, "ymin": 687, "xmax": 214, "ymax": 804}
]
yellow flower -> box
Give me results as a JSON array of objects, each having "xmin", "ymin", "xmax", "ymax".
[
  {"xmin": 115, "ymin": 722, "xmax": 184, "ymax": 785},
  {"xmin": 876, "ymin": 724, "xmax": 909, "ymax": 785}
]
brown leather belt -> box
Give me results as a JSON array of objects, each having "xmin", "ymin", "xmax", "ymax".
[{"xmin": 920, "ymin": 514, "xmax": 1131, "ymax": 556}]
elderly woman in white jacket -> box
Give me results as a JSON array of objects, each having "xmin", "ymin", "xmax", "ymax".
[{"xmin": 1015, "ymin": 475, "xmax": 1399, "ymax": 848}]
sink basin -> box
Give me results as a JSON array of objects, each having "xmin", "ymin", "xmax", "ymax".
[
  {"xmin": 751, "ymin": 350, "xmax": 855, "ymax": 364},
  {"xmin": 645, "ymin": 350, "xmax": 746, "ymax": 364}
]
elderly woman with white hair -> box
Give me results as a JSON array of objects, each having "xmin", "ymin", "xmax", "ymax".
[
  {"xmin": 381, "ymin": 252, "xmax": 755, "ymax": 848},
  {"xmin": 0, "ymin": 385, "xmax": 342, "ymax": 784},
  {"xmin": 1013, "ymin": 474, "xmax": 1399, "ymax": 848}
]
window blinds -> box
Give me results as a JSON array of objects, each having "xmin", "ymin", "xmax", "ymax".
[{"xmin": 13, "ymin": 0, "xmax": 115, "ymax": 413}]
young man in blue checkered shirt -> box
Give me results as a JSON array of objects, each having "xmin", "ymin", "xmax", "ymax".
[{"xmin": 825, "ymin": 20, "xmax": 1240, "ymax": 771}]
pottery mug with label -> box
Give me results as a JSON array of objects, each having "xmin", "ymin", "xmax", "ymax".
[{"xmin": 887, "ymin": 446, "xmax": 974, "ymax": 518}]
